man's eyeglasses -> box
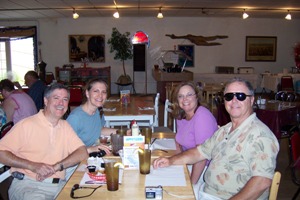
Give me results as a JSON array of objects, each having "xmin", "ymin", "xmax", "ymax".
[
  {"xmin": 70, "ymin": 184, "xmax": 102, "ymax": 199},
  {"xmin": 224, "ymin": 93, "xmax": 252, "ymax": 101},
  {"xmin": 178, "ymin": 93, "xmax": 196, "ymax": 99}
]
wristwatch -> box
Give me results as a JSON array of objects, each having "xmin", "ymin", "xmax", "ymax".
[{"xmin": 59, "ymin": 163, "xmax": 64, "ymax": 171}]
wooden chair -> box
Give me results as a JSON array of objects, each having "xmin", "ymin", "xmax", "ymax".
[
  {"xmin": 0, "ymin": 121, "xmax": 14, "ymax": 139},
  {"xmin": 289, "ymin": 131, "xmax": 300, "ymax": 200},
  {"xmin": 154, "ymin": 99, "xmax": 175, "ymax": 133},
  {"xmin": 268, "ymin": 171, "xmax": 281, "ymax": 200},
  {"xmin": 137, "ymin": 93, "xmax": 160, "ymax": 128}
]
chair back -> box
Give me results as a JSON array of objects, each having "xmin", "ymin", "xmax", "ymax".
[
  {"xmin": 68, "ymin": 85, "xmax": 83, "ymax": 107},
  {"xmin": 153, "ymin": 93, "xmax": 160, "ymax": 127},
  {"xmin": 0, "ymin": 163, "xmax": 11, "ymax": 183},
  {"xmin": 268, "ymin": 171, "xmax": 281, "ymax": 200},
  {"xmin": 0, "ymin": 121, "xmax": 14, "ymax": 139},
  {"xmin": 45, "ymin": 72, "xmax": 55, "ymax": 85},
  {"xmin": 280, "ymin": 76, "xmax": 294, "ymax": 92},
  {"xmin": 163, "ymin": 99, "xmax": 176, "ymax": 132}
]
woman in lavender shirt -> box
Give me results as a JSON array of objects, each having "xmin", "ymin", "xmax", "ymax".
[{"xmin": 172, "ymin": 81, "xmax": 218, "ymax": 198}]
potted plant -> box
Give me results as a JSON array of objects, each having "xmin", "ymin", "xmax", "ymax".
[{"xmin": 108, "ymin": 27, "xmax": 133, "ymax": 85}]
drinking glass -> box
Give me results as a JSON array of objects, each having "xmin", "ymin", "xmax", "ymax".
[
  {"xmin": 141, "ymin": 127, "xmax": 152, "ymax": 144},
  {"xmin": 104, "ymin": 161, "xmax": 119, "ymax": 191},
  {"xmin": 138, "ymin": 149, "xmax": 151, "ymax": 174}
]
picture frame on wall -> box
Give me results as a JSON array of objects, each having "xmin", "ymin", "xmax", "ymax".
[
  {"xmin": 69, "ymin": 34, "xmax": 105, "ymax": 62},
  {"xmin": 245, "ymin": 36, "xmax": 277, "ymax": 62},
  {"xmin": 177, "ymin": 45, "xmax": 194, "ymax": 67}
]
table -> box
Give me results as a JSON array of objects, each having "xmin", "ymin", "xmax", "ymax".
[
  {"xmin": 256, "ymin": 101, "xmax": 300, "ymax": 139},
  {"xmin": 104, "ymin": 95, "xmax": 155, "ymax": 129},
  {"xmin": 55, "ymin": 132, "xmax": 195, "ymax": 200},
  {"xmin": 215, "ymin": 101, "xmax": 300, "ymax": 139}
]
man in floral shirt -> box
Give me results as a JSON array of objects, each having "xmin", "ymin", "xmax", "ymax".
[{"xmin": 153, "ymin": 78, "xmax": 279, "ymax": 200}]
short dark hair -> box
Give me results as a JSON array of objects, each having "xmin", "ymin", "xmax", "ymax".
[
  {"xmin": 44, "ymin": 83, "xmax": 70, "ymax": 99},
  {"xmin": 0, "ymin": 79, "xmax": 15, "ymax": 92},
  {"xmin": 25, "ymin": 71, "xmax": 39, "ymax": 79}
]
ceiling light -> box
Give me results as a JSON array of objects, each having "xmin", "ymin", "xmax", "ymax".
[
  {"xmin": 242, "ymin": 10, "xmax": 249, "ymax": 19},
  {"xmin": 157, "ymin": 7, "xmax": 163, "ymax": 19},
  {"xmin": 73, "ymin": 9, "xmax": 79, "ymax": 19},
  {"xmin": 113, "ymin": 10, "xmax": 119, "ymax": 18},
  {"xmin": 113, "ymin": 0, "xmax": 120, "ymax": 18},
  {"xmin": 285, "ymin": 10, "xmax": 292, "ymax": 20}
]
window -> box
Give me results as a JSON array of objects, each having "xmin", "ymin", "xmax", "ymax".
[{"xmin": 0, "ymin": 26, "xmax": 37, "ymax": 85}]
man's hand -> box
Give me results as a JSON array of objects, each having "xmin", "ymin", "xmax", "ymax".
[
  {"xmin": 153, "ymin": 157, "xmax": 171, "ymax": 169},
  {"xmin": 32, "ymin": 163, "xmax": 56, "ymax": 181}
]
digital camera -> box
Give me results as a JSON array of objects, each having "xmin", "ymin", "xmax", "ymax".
[{"xmin": 145, "ymin": 185, "xmax": 163, "ymax": 199}]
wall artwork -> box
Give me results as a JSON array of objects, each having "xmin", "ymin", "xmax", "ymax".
[
  {"xmin": 177, "ymin": 45, "xmax": 194, "ymax": 68},
  {"xmin": 245, "ymin": 36, "xmax": 277, "ymax": 62},
  {"xmin": 69, "ymin": 34, "xmax": 105, "ymax": 62}
]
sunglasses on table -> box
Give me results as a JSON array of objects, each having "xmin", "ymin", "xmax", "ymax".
[{"xmin": 224, "ymin": 93, "xmax": 252, "ymax": 101}]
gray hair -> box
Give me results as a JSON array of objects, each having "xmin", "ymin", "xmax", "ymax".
[
  {"xmin": 224, "ymin": 77, "xmax": 254, "ymax": 95},
  {"xmin": 44, "ymin": 83, "xmax": 70, "ymax": 99}
]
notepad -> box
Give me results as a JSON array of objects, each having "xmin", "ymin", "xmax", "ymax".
[
  {"xmin": 152, "ymin": 138, "xmax": 176, "ymax": 150},
  {"xmin": 145, "ymin": 165, "xmax": 186, "ymax": 186}
]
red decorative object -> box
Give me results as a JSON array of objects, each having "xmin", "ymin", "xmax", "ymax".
[
  {"xmin": 294, "ymin": 43, "xmax": 300, "ymax": 69},
  {"xmin": 131, "ymin": 31, "xmax": 149, "ymax": 45},
  {"xmin": 87, "ymin": 172, "xmax": 106, "ymax": 182}
]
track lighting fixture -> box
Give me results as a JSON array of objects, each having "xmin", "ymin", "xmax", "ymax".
[
  {"xmin": 157, "ymin": 7, "xmax": 163, "ymax": 19},
  {"xmin": 285, "ymin": 10, "xmax": 292, "ymax": 20},
  {"xmin": 73, "ymin": 9, "xmax": 79, "ymax": 19},
  {"xmin": 113, "ymin": 10, "xmax": 119, "ymax": 18},
  {"xmin": 113, "ymin": 0, "xmax": 120, "ymax": 18},
  {"xmin": 242, "ymin": 9, "xmax": 249, "ymax": 19}
]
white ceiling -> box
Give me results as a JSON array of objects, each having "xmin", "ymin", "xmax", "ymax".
[{"xmin": 0, "ymin": 0, "xmax": 300, "ymax": 20}]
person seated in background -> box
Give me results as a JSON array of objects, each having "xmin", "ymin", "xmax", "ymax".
[
  {"xmin": 153, "ymin": 78, "xmax": 279, "ymax": 200},
  {"xmin": 171, "ymin": 81, "xmax": 218, "ymax": 199},
  {"xmin": 67, "ymin": 78, "xmax": 130, "ymax": 154},
  {"xmin": 0, "ymin": 83, "xmax": 88, "ymax": 200},
  {"xmin": 0, "ymin": 79, "xmax": 37, "ymax": 124},
  {"xmin": 14, "ymin": 70, "xmax": 46, "ymax": 111}
]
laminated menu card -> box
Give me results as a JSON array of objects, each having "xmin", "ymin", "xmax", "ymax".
[
  {"xmin": 120, "ymin": 90, "xmax": 130, "ymax": 104},
  {"xmin": 123, "ymin": 136, "xmax": 145, "ymax": 169}
]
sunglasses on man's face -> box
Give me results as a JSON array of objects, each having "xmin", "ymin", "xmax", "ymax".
[{"xmin": 224, "ymin": 93, "xmax": 252, "ymax": 101}]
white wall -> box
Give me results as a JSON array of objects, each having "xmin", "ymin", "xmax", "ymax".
[{"xmin": 1, "ymin": 17, "xmax": 300, "ymax": 94}]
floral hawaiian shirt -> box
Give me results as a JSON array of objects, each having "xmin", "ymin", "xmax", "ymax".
[{"xmin": 198, "ymin": 113, "xmax": 279, "ymax": 200}]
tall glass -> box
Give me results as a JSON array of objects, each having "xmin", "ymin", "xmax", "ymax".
[
  {"xmin": 105, "ymin": 161, "xmax": 119, "ymax": 191},
  {"xmin": 141, "ymin": 127, "xmax": 152, "ymax": 144},
  {"xmin": 138, "ymin": 149, "xmax": 151, "ymax": 174}
]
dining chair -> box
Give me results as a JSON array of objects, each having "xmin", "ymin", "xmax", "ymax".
[
  {"xmin": 0, "ymin": 121, "xmax": 14, "ymax": 139},
  {"xmin": 154, "ymin": 99, "xmax": 176, "ymax": 133},
  {"xmin": 289, "ymin": 131, "xmax": 300, "ymax": 200},
  {"xmin": 68, "ymin": 85, "xmax": 83, "ymax": 107},
  {"xmin": 136, "ymin": 93, "xmax": 160, "ymax": 128},
  {"xmin": 280, "ymin": 76, "xmax": 294, "ymax": 92},
  {"xmin": 268, "ymin": 171, "xmax": 281, "ymax": 200}
]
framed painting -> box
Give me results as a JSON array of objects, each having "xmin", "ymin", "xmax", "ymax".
[
  {"xmin": 178, "ymin": 45, "xmax": 194, "ymax": 67},
  {"xmin": 69, "ymin": 34, "xmax": 105, "ymax": 62},
  {"xmin": 245, "ymin": 36, "xmax": 277, "ymax": 62}
]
